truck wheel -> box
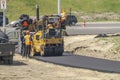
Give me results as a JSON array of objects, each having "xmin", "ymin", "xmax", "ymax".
[
  {"xmin": 4, "ymin": 60, "xmax": 8, "ymax": 64},
  {"xmin": 8, "ymin": 59, "xmax": 13, "ymax": 64},
  {"xmin": 8, "ymin": 56, "xmax": 13, "ymax": 65}
]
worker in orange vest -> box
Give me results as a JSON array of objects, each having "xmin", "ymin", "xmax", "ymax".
[{"xmin": 24, "ymin": 30, "xmax": 32, "ymax": 58}]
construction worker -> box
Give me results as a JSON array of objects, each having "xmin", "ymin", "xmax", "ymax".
[
  {"xmin": 60, "ymin": 11, "xmax": 66, "ymax": 36},
  {"xmin": 21, "ymin": 32, "xmax": 26, "ymax": 56},
  {"xmin": 61, "ymin": 9, "xmax": 66, "ymax": 22},
  {"xmin": 61, "ymin": 9, "xmax": 66, "ymax": 30},
  {"xmin": 56, "ymin": 19, "xmax": 61, "ymax": 29},
  {"xmin": 24, "ymin": 30, "xmax": 32, "ymax": 58}
]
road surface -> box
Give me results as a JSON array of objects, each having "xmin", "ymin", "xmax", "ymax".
[
  {"xmin": 66, "ymin": 22, "xmax": 120, "ymax": 35},
  {"xmin": 34, "ymin": 53, "xmax": 120, "ymax": 73}
]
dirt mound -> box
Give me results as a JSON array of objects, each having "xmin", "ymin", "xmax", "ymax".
[{"xmin": 64, "ymin": 35, "xmax": 120, "ymax": 61}]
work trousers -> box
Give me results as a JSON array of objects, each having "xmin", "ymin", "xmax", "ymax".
[
  {"xmin": 21, "ymin": 43, "xmax": 25, "ymax": 55},
  {"xmin": 24, "ymin": 45, "xmax": 31, "ymax": 58}
]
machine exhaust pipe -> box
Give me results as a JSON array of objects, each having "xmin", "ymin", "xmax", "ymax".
[{"xmin": 36, "ymin": 5, "xmax": 39, "ymax": 21}]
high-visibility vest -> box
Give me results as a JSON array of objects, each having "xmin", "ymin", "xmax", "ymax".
[
  {"xmin": 61, "ymin": 12, "xmax": 66, "ymax": 20},
  {"xmin": 24, "ymin": 35, "xmax": 31, "ymax": 45}
]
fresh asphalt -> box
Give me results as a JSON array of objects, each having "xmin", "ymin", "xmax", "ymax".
[
  {"xmin": 34, "ymin": 53, "xmax": 120, "ymax": 73},
  {"xmin": 33, "ymin": 22, "xmax": 120, "ymax": 73}
]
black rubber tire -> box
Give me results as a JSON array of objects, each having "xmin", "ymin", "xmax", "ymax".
[
  {"xmin": 4, "ymin": 60, "xmax": 8, "ymax": 64},
  {"xmin": 8, "ymin": 56, "xmax": 13, "ymax": 65},
  {"xmin": 3, "ymin": 56, "xmax": 13, "ymax": 65},
  {"xmin": 8, "ymin": 59, "xmax": 13, "ymax": 65}
]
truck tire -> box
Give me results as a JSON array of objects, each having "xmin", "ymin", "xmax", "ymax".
[
  {"xmin": 8, "ymin": 59, "xmax": 13, "ymax": 64},
  {"xmin": 3, "ymin": 56, "xmax": 13, "ymax": 65},
  {"xmin": 8, "ymin": 56, "xmax": 13, "ymax": 64}
]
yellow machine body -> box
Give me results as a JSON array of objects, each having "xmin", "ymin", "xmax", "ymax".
[
  {"xmin": 20, "ymin": 6, "xmax": 65, "ymax": 57},
  {"xmin": 30, "ymin": 16, "xmax": 64, "ymax": 56}
]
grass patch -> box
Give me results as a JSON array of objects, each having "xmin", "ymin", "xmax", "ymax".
[{"xmin": 1, "ymin": 0, "xmax": 120, "ymax": 21}]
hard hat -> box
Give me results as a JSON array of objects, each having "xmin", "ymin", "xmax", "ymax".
[
  {"xmin": 47, "ymin": 24, "xmax": 53, "ymax": 29},
  {"xmin": 48, "ymin": 24, "xmax": 52, "ymax": 27}
]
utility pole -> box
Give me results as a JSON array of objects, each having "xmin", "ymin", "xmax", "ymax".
[
  {"xmin": 69, "ymin": 8, "xmax": 72, "ymax": 26},
  {"xmin": 3, "ymin": 7, "xmax": 5, "ymax": 30},
  {"xmin": 1, "ymin": 0, "xmax": 6, "ymax": 33},
  {"xmin": 58, "ymin": 0, "xmax": 61, "ymax": 15},
  {"xmin": 36, "ymin": 5, "xmax": 39, "ymax": 21}
]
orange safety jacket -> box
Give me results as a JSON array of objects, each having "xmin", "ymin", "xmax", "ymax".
[{"xmin": 24, "ymin": 35, "xmax": 31, "ymax": 45}]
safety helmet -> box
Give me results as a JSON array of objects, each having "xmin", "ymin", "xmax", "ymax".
[{"xmin": 47, "ymin": 24, "xmax": 53, "ymax": 29}]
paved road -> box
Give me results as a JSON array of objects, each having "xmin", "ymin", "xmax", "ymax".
[
  {"xmin": 33, "ymin": 22, "xmax": 120, "ymax": 73},
  {"xmin": 66, "ymin": 22, "xmax": 120, "ymax": 35},
  {"xmin": 76, "ymin": 22, "xmax": 120, "ymax": 27},
  {"xmin": 34, "ymin": 53, "xmax": 120, "ymax": 73}
]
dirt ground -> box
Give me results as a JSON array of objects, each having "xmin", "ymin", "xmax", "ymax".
[
  {"xmin": 64, "ymin": 35, "xmax": 120, "ymax": 61},
  {"xmin": 0, "ymin": 35, "xmax": 120, "ymax": 80}
]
